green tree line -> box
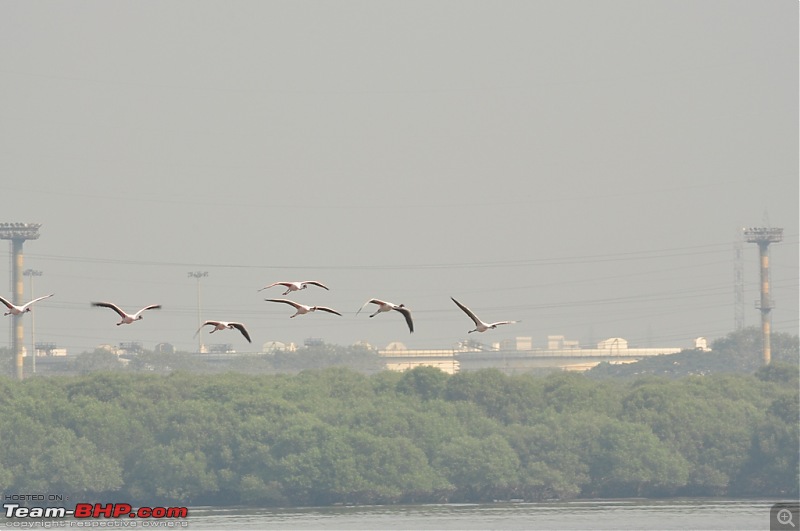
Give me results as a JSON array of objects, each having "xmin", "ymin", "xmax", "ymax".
[
  {"xmin": 0, "ymin": 361, "xmax": 796, "ymax": 507},
  {"xmin": 1, "ymin": 342, "xmax": 386, "ymax": 377}
]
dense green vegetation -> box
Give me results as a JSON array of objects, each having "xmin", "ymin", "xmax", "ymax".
[{"xmin": 0, "ymin": 361, "xmax": 796, "ymax": 506}]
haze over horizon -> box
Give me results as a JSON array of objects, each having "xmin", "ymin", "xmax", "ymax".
[{"xmin": 1, "ymin": 1, "xmax": 797, "ymax": 356}]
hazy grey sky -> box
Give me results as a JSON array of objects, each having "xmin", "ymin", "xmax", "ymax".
[{"xmin": 1, "ymin": 1, "xmax": 797, "ymax": 355}]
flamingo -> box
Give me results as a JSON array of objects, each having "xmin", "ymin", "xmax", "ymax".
[
  {"xmin": 258, "ymin": 281, "xmax": 329, "ymax": 295},
  {"xmin": 265, "ymin": 298, "xmax": 342, "ymax": 318},
  {"xmin": 356, "ymin": 298, "xmax": 414, "ymax": 333},
  {"xmin": 0, "ymin": 293, "xmax": 54, "ymax": 316},
  {"xmin": 91, "ymin": 302, "xmax": 162, "ymax": 325},
  {"xmin": 451, "ymin": 297, "xmax": 519, "ymax": 333},
  {"xmin": 195, "ymin": 320, "xmax": 251, "ymax": 343}
]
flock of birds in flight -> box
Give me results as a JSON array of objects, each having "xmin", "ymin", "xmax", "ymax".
[{"xmin": 0, "ymin": 280, "xmax": 519, "ymax": 345}]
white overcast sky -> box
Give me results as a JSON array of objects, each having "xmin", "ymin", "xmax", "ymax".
[{"xmin": 1, "ymin": 1, "xmax": 797, "ymax": 355}]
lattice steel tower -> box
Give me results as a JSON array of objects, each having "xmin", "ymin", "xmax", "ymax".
[
  {"xmin": 743, "ymin": 227, "xmax": 783, "ymax": 365},
  {"xmin": 0, "ymin": 223, "xmax": 42, "ymax": 379},
  {"xmin": 733, "ymin": 231, "xmax": 745, "ymax": 331}
]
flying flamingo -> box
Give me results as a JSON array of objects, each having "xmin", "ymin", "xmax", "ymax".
[
  {"xmin": 195, "ymin": 320, "xmax": 252, "ymax": 343},
  {"xmin": 265, "ymin": 298, "xmax": 342, "ymax": 318},
  {"xmin": 91, "ymin": 302, "xmax": 162, "ymax": 325},
  {"xmin": 451, "ymin": 297, "xmax": 519, "ymax": 333},
  {"xmin": 0, "ymin": 293, "xmax": 54, "ymax": 316},
  {"xmin": 356, "ymin": 298, "xmax": 414, "ymax": 333},
  {"xmin": 258, "ymin": 281, "xmax": 329, "ymax": 295}
]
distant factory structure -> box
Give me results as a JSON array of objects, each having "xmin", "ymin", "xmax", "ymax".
[
  {"xmin": 23, "ymin": 333, "xmax": 706, "ymax": 377},
  {"xmin": 380, "ymin": 335, "xmax": 699, "ymax": 374}
]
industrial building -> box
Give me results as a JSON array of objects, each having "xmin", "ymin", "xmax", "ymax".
[{"xmin": 379, "ymin": 335, "xmax": 696, "ymax": 374}]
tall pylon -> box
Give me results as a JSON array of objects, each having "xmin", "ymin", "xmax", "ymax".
[
  {"xmin": 0, "ymin": 223, "xmax": 42, "ymax": 379},
  {"xmin": 734, "ymin": 230, "xmax": 745, "ymax": 331},
  {"xmin": 743, "ymin": 226, "xmax": 783, "ymax": 365}
]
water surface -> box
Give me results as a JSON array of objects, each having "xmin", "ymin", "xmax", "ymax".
[{"xmin": 185, "ymin": 499, "xmax": 776, "ymax": 530}]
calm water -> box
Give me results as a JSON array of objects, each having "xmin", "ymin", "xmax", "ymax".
[{"xmin": 183, "ymin": 499, "xmax": 780, "ymax": 530}]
